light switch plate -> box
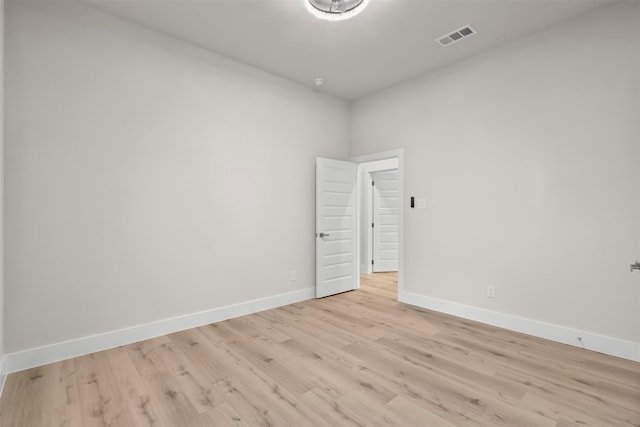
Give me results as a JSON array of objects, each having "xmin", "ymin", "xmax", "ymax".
[{"xmin": 417, "ymin": 198, "xmax": 427, "ymax": 209}]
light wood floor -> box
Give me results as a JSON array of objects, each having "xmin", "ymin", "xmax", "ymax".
[{"xmin": 1, "ymin": 273, "xmax": 639, "ymax": 426}]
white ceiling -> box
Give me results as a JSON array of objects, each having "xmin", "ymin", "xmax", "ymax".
[{"xmin": 87, "ymin": 0, "xmax": 612, "ymax": 100}]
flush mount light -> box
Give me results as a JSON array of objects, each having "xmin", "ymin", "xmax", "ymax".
[{"xmin": 306, "ymin": 0, "xmax": 369, "ymax": 21}]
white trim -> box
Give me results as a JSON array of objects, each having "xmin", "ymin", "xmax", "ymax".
[
  {"xmin": 399, "ymin": 290, "xmax": 640, "ymax": 362},
  {"xmin": 364, "ymin": 169, "xmax": 372, "ymax": 274},
  {"xmin": 354, "ymin": 161, "xmax": 363, "ymax": 289},
  {"xmin": 3, "ymin": 287, "xmax": 315, "ymax": 374},
  {"xmin": 351, "ymin": 149, "xmax": 405, "ymax": 297}
]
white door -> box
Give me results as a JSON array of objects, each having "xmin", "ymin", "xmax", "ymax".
[
  {"xmin": 316, "ymin": 158, "xmax": 358, "ymax": 298},
  {"xmin": 372, "ymin": 169, "xmax": 399, "ymax": 272}
]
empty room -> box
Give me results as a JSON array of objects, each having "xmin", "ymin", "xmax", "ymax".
[{"xmin": 0, "ymin": 0, "xmax": 639, "ymax": 425}]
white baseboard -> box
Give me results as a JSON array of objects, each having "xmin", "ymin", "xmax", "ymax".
[
  {"xmin": 399, "ymin": 290, "xmax": 640, "ymax": 362},
  {"xmin": 4, "ymin": 287, "xmax": 315, "ymax": 375},
  {"xmin": 360, "ymin": 264, "xmax": 368, "ymax": 273}
]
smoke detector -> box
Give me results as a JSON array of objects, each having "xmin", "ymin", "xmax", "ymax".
[
  {"xmin": 436, "ymin": 25, "xmax": 476, "ymax": 47},
  {"xmin": 313, "ymin": 78, "xmax": 325, "ymax": 92}
]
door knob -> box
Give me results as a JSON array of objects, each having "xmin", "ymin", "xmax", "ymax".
[
  {"xmin": 318, "ymin": 232, "xmax": 330, "ymax": 238},
  {"xmin": 631, "ymin": 261, "xmax": 640, "ymax": 272}
]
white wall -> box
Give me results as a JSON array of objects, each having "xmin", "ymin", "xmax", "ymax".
[
  {"xmin": 0, "ymin": 0, "xmax": 5, "ymax": 380},
  {"xmin": 351, "ymin": 2, "xmax": 640, "ymax": 346},
  {"xmin": 5, "ymin": 1, "xmax": 349, "ymax": 354}
]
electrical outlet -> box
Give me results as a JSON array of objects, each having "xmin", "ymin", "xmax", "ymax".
[
  {"xmin": 487, "ymin": 285, "xmax": 495, "ymax": 298},
  {"xmin": 290, "ymin": 270, "xmax": 297, "ymax": 281}
]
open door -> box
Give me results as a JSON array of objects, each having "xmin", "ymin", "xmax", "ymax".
[
  {"xmin": 316, "ymin": 158, "xmax": 358, "ymax": 298},
  {"xmin": 372, "ymin": 169, "xmax": 400, "ymax": 272}
]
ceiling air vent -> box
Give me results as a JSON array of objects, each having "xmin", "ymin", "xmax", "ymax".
[{"xmin": 437, "ymin": 25, "xmax": 476, "ymax": 47}]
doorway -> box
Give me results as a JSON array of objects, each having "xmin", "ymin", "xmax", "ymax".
[
  {"xmin": 315, "ymin": 150, "xmax": 404, "ymax": 300},
  {"xmin": 352, "ymin": 150, "xmax": 404, "ymax": 299},
  {"xmin": 359, "ymin": 159, "xmax": 399, "ymax": 274}
]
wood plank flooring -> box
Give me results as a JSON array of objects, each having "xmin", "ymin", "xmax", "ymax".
[{"xmin": 1, "ymin": 273, "xmax": 639, "ymax": 426}]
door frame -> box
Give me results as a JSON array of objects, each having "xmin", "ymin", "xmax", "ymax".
[{"xmin": 351, "ymin": 149, "xmax": 404, "ymax": 299}]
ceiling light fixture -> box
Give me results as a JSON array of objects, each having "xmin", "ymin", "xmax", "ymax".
[{"xmin": 306, "ymin": 0, "xmax": 369, "ymax": 21}]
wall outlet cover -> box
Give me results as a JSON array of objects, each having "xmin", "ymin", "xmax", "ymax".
[{"xmin": 487, "ymin": 285, "xmax": 495, "ymax": 298}]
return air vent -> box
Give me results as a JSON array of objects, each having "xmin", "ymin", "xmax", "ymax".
[{"xmin": 437, "ymin": 25, "xmax": 476, "ymax": 47}]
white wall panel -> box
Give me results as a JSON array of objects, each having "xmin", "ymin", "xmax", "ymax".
[
  {"xmin": 351, "ymin": 2, "xmax": 640, "ymax": 344},
  {"xmin": 4, "ymin": 0, "xmax": 349, "ymax": 353}
]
